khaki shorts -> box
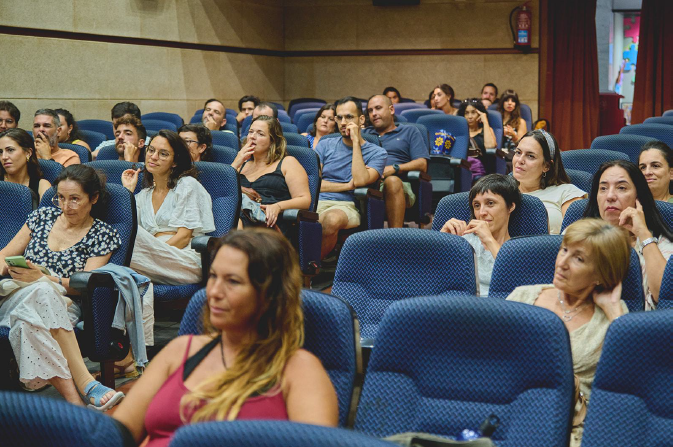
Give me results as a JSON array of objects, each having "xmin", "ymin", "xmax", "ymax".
[
  {"xmin": 316, "ymin": 200, "xmax": 361, "ymax": 229},
  {"xmin": 380, "ymin": 180, "xmax": 416, "ymax": 208}
]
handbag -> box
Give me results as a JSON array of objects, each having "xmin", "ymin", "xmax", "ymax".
[{"xmin": 384, "ymin": 433, "xmax": 495, "ymax": 447}]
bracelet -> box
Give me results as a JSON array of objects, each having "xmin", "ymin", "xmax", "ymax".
[
  {"xmin": 58, "ymin": 276, "xmax": 63, "ymax": 286},
  {"xmin": 640, "ymin": 237, "xmax": 657, "ymax": 254}
]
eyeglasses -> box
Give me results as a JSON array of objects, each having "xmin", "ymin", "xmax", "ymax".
[
  {"xmin": 52, "ymin": 195, "xmax": 83, "ymax": 209},
  {"xmin": 334, "ymin": 114, "xmax": 357, "ymax": 122},
  {"xmin": 183, "ymin": 139, "xmax": 199, "ymax": 146},
  {"xmin": 146, "ymin": 146, "xmax": 171, "ymax": 160}
]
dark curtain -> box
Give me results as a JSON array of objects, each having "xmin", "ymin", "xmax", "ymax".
[
  {"xmin": 543, "ymin": 0, "xmax": 600, "ymax": 150},
  {"xmin": 631, "ymin": 0, "xmax": 673, "ymax": 123}
]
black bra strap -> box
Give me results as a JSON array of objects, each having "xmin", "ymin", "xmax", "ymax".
[{"xmin": 183, "ymin": 337, "xmax": 220, "ymax": 381}]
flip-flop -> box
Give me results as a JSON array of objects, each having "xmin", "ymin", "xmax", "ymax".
[{"xmin": 80, "ymin": 380, "xmax": 125, "ymax": 412}]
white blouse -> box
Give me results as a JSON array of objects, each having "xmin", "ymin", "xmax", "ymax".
[
  {"xmin": 135, "ymin": 176, "xmax": 215, "ymax": 237},
  {"xmin": 524, "ymin": 183, "xmax": 586, "ymax": 234}
]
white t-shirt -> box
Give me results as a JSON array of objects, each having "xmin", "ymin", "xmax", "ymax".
[
  {"xmin": 524, "ymin": 183, "xmax": 586, "ymax": 234},
  {"xmin": 463, "ymin": 232, "xmax": 496, "ymax": 297}
]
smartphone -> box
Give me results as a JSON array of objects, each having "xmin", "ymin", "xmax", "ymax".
[
  {"xmin": 5, "ymin": 256, "xmax": 29, "ymax": 269},
  {"xmin": 5, "ymin": 256, "xmax": 51, "ymax": 275}
]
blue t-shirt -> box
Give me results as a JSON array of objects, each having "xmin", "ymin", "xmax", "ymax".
[
  {"xmin": 363, "ymin": 125, "xmax": 429, "ymax": 166},
  {"xmin": 315, "ymin": 136, "xmax": 387, "ymax": 203}
]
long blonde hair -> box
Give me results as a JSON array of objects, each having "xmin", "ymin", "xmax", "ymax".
[
  {"xmin": 181, "ymin": 228, "xmax": 304, "ymax": 422},
  {"xmin": 242, "ymin": 115, "xmax": 287, "ymax": 165}
]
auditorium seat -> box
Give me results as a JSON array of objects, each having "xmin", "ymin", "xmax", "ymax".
[
  {"xmin": 78, "ymin": 119, "xmax": 114, "ymax": 140},
  {"xmin": 560, "ymin": 148, "xmax": 629, "ymax": 175},
  {"xmin": 0, "ymin": 391, "xmax": 132, "ymax": 447},
  {"xmin": 211, "ymin": 145, "xmax": 237, "ymax": 164},
  {"xmin": 210, "ymin": 130, "xmax": 239, "ymax": 150},
  {"xmin": 37, "ymin": 159, "xmax": 63, "ymax": 183},
  {"xmin": 288, "ymin": 100, "xmax": 327, "ymax": 120},
  {"xmin": 284, "ymin": 132, "xmax": 310, "ymax": 148},
  {"xmin": 565, "ymin": 169, "xmax": 593, "ymax": 193},
  {"xmin": 433, "ymin": 192, "xmax": 549, "ymax": 236},
  {"xmin": 354, "ymin": 295, "xmax": 575, "ymax": 446},
  {"xmin": 581, "ymin": 310, "xmax": 673, "ymax": 446},
  {"xmin": 590, "ymin": 134, "xmax": 656, "ymax": 164},
  {"xmin": 171, "ymin": 421, "xmax": 394, "ymax": 447},
  {"xmin": 658, "ymin": 256, "xmax": 673, "ymax": 310},
  {"xmin": 59, "ymin": 142, "xmax": 91, "ymax": 163},
  {"xmin": 620, "ymin": 123, "xmax": 673, "ymax": 149},
  {"xmin": 142, "ymin": 112, "xmax": 183, "ymax": 129},
  {"xmin": 331, "ymin": 228, "xmax": 477, "ymax": 345},
  {"xmin": 179, "ymin": 289, "xmax": 362, "ymax": 428},
  {"xmin": 489, "ymin": 235, "xmax": 645, "ymax": 312},
  {"xmin": 399, "ymin": 108, "xmax": 442, "ymax": 123},
  {"xmin": 79, "ymin": 130, "xmax": 108, "ymax": 150},
  {"xmin": 142, "ymin": 119, "xmax": 177, "ymax": 133},
  {"xmin": 392, "ymin": 102, "xmax": 427, "ymax": 114},
  {"xmin": 643, "ymin": 116, "xmax": 673, "ymax": 126},
  {"xmin": 85, "ymin": 160, "xmax": 145, "ymax": 194}
]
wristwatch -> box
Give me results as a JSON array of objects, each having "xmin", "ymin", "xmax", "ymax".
[
  {"xmin": 393, "ymin": 164, "xmax": 400, "ymax": 175},
  {"xmin": 640, "ymin": 237, "xmax": 657, "ymax": 254}
]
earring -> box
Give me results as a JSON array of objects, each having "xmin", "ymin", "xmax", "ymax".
[
  {"xmin": 543, "ymin": 172, "xmax": 547, "ymax": 178},
  {"xmin": 26, "ymin": 156, "xmax": 30, "ymax": 161}
]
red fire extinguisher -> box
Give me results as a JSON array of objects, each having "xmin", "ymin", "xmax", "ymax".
[{"xmin": 510, "ymin": 2, "xmax": 532, "ymax": 53}]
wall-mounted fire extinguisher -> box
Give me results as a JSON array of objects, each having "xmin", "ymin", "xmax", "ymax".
[{"xmin": 510, "ymin": 2, "xmax": 532, "ymax": 53}]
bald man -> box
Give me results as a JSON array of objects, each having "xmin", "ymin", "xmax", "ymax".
[{"xmin": 364, "ymin": 95, "xmax": 428, "ymax": 228}]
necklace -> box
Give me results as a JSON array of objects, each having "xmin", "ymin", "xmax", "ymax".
[
  {"xmin": 219, "ymin": 338, "xmax": 227, "ymax": 369},
  {"xmin": 557, "ymin": 291, "xmax": 589, "ymax": 322}
]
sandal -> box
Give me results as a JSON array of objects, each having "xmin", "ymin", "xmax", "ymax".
[
  {"xmin": 80, "ymin": 380, "xmax": 125, "ymax": 412},
  {"xmin": 114, "ymin": 362, "xmax": 140, "ymax": 380}
]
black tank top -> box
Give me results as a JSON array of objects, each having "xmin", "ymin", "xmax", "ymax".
[{"xmin": 240, "ymin": 158, "xmax": 291, "ymax": 205}]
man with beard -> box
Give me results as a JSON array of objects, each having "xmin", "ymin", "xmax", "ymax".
[
  {"xmin": 33, "ymin": 109, "xmax": 79, "ymax": 166},
  {"xmin": 114, "ymin": 115, "xmax": 146, "ymax": 163}
]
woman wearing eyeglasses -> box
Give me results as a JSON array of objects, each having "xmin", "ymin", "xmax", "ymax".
[
  {"xmin": 178, "ymin": 124, "xmax": 213, "ymax": 162},
  {"xmin": 0, "ymin": 164, "xmax": 124, "ymax": 410},
  {"xmin": 122, "ymin": 130, "xmax": 215, "ymax": 285}
]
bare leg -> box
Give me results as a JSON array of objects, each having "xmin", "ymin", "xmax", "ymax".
[
  {"xmin": 51, "ymin": 328, "xmax": 115, "ymax": 405},
  {"xmin": 319, "ymin": 209, "xmax": 349, "ymax": 259},
  {"xmin": 383, "ymin": 176, "xmax": 406, "ymax": 228},
  {"xmin": 49, "ymin": 376, "xmax": 84, "ymax": 406}
]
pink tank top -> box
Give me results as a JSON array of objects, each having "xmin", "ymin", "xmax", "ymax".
[{"xmin": 144, "ymin": 336, "xmax": 289, "ymax": 447}]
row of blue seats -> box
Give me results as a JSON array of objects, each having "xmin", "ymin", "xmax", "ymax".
[{"xmin": 1, "ymin": 288, "xmax": 670, "ymax": 446}]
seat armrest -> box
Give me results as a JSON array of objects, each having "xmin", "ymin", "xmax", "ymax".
[
  {"xmin": 280, "ymin": 209, "xmax": 320, "ymax": 223},
  {"xmin": 70, "ymin": 271, "xmax": 116, "ymax": 296},
  {"xmin": 192, "ymin": 236, "xmax": 216, "ymax": 285},
  {"xmin": 191, "ymin": 236, "xmax": 212, "ymax": 254},
  {"xmin": 354, "ymin": 187, "xmax": 383, "ymax": 200},
  {"xmin": 449, "ymin": 157, "xmax": 472, "ymax": 169},
  {"xmin": 405, "ymin": 171, "xmax": 431, "ymax": 182},
  {"xmin": 485, "ymin": 148, "xmax": 508, "ymax": 158}
]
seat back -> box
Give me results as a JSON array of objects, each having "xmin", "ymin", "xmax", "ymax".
[
  {"xmin": 78, "ymin": 119, "xmax": 114, "ymax": 140},
  {"xmin": 284, "ymin": 132, "xmax": 310, "ymax": 148},
  {"xmin": 581, "ymin": 310, "xmax": 673, "ymax": 447},
  {"xmin": 37, "ymin": 159, "xmax": 63, "ymax": 183},
  {"xmin": 0, "ymin": 183, "xmax": 34, "ymax": 247},
  {"xmin": 288, "ymin": 100, "xmax": 327, "ymax": 119},
  {"xmin": 590, "ymin": 134, "xmax": 657, "ymax": 163},
  {"xmin": 643, "ymin": 116, "xmax": 673, "ymax": 126},
  {"xmin": 663, "ymin": 109, "xmax": 673, "ymax": 117},
  {"xmin": 565, "ymin": 169, "xmax": 593, "ymax": 193},
  {"xmin": 78, "ymin": 130, "xmax": 108, "ymax": 150},
  {"xmin": 332, "ymin": 228, "xmax": 477, "ymax": 341},
  {"xmin": 194, "ymin": 162, "xmax": 241, "ymax": 236},
  {"xmin": 489, "ymin": 235, "xmax": 645, "ymax": 311},
  {"xmin": 487, "ymin": 109, "xmax": 504, "ymax": 149},
  {"xmin": 0, "ymin": 391, "xmax": 132, "ymax": 447},
  {"xmin": 659, "ymin": 256, "xmax": 673, "ymax": 309},
  {"xmin": 392, "ymin": 103, "xmax": 427, "ymax": 114},
  {"xmin": 141, "ymin": 112, "xmax": 184, "ymax": 128},
  {"xmin": 40, "ymin": 183, "xmax": 137, "ymax": 267},
  {"xmin": 85, "ymin": 160, "xmax": 145, "ymax": 195},
  {"xmin": 142, "ymin": 119, "xmax": 177, "ymax": 133},
  {"xmin": 293, "ymin": 107, "xmax": 321, "ymax": 123},
  {"xmin": 562, "ymin": 199, "xmax": 673, "ymax": 234},
  {"xmin": 286, "ymin": 145, "xmax": 321, "ymax": 212},
  {"xmin": 520, "ymin": 103, "xmax": 533, "ymax": 132},
  {"xmin": 560, "ymin": 149, "xmax": 629, "ymax": 174},
  {"xmin": 171, "ymin": 421, "xmax": 395, "ymax": 447},
  {"xmin": 178, "ymin": 289, "xmax": 362, "ymax": 428},
  {"xmin": 59, "ymin": 143, "xmax": 91, "ymax": 163},
  {"xmin": 210, "ymin": 130, "xmax": 239, "ymax": 150},
  {"xmin": 620, "ymin": 123, "xmax": 673, "ymax": 148},
  {"xmin": 354, "ymin": 295, "xmax": 575, "ymax": 447},
  {"xmin": 277, "ymin": 112, "xmax": 291, "ymax": 124},
  {"xmin": 417, "ymin": 114, "xmax": 469, "ymax": 159},
  {"xmin": 399, "ymin": 108, "xmax": 443, "ymax": 123},
  {"xmin": 432, "ymin": 192, "xmax": 549, "ymax": 236},
  {"xmin": 296, "ymin": 112, "xmax": 318, "ymax": 134},
  {"xmin": 211, "ymin": 145, "xmax": 237, "ymax": 164}
]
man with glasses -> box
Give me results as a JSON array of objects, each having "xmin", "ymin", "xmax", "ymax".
[
  {"xmin": 315, "ymin": 96, "xmax": 387, "ymax": 259},
  {"xmin": 33, "ymin": 109, "xmax": 80, "ymax": 167},
  {"xmin": 0, "ymin": 101, "xmax": 20, "ymax": 132},
  {"xmin": 364, "ymin": 95, "xmax": 428, "ymax": 228},
  {"xmin": 114, "ymin": 115, "xmax": 146, "ymax": 163}
]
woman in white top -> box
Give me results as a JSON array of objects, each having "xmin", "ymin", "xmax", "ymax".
[
  {"xmin": 441, "ymin": 174, "xmax": 521, "ymax": 297},
  {"xmin": 512, "ymin": 129, "xmax": 586, "ymax": 234},
  {"xmin": 582, "ymin": 159, "xmax": 673, "ymax": 310},
  {"xmin": 122, "ymin": 130, "xmax": 215, "ymax": 285}
]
